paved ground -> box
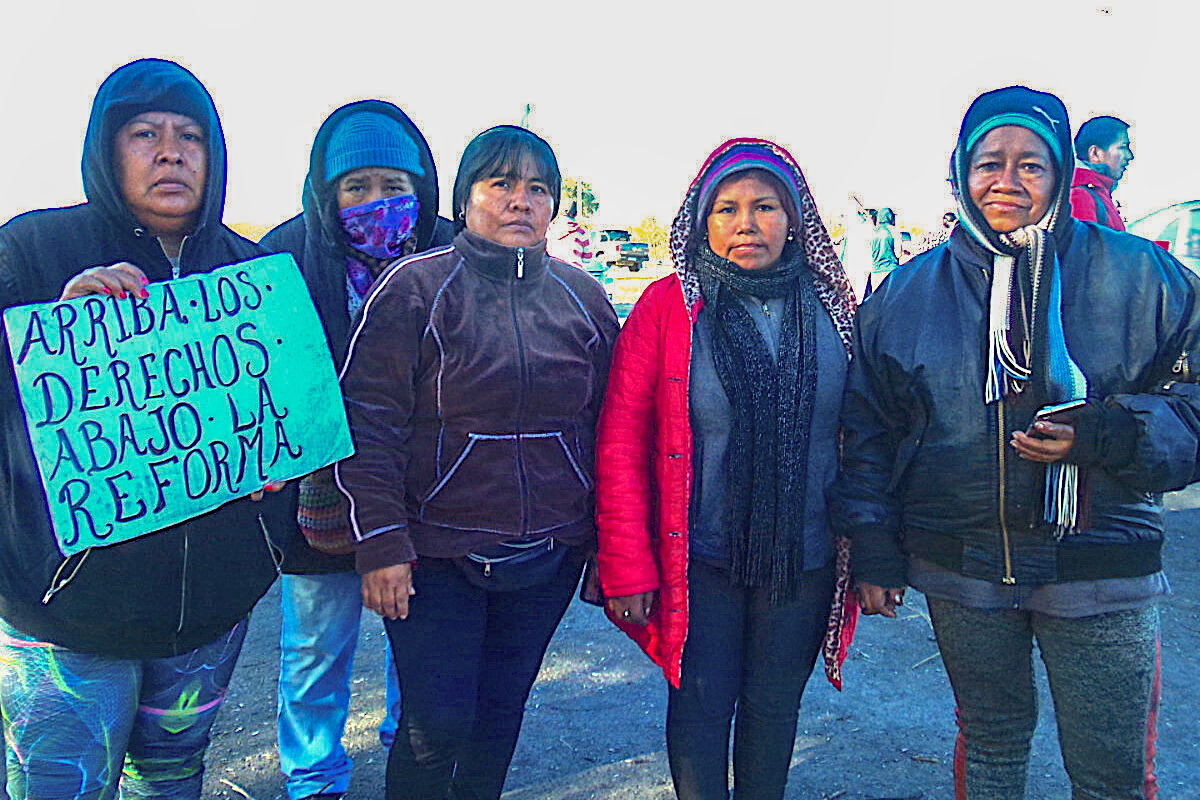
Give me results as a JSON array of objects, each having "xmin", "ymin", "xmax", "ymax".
[{"xmin": 201, "ymin": 486, "xmax": 1200, "ymax": 800}]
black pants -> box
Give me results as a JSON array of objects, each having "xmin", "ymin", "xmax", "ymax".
[
  {"xmin": 382, "ymin": 551, "xmax": 583, "ymax": 800},
  {"xmin": 667, "ymin": 559, "xmax": 834, "ymax": 800}
]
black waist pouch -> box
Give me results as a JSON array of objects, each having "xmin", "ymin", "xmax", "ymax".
[{"xmin": 455, "ymin": 536, "xmax": 569, "ymax": 591}]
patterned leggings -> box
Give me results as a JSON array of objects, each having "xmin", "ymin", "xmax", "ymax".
[{"xmin": 0, "ymin": 617, "xmax": 247, "ymax": 800}]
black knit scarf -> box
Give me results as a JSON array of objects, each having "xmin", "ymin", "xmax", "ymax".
[{"xmin": 694, "ymin": 244, "xmax": 818, "ymax": 602}]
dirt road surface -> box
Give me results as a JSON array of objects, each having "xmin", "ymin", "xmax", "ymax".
[{"xmin": 201, "ymin": 486, "xmax": 1200, "ymax": 800}]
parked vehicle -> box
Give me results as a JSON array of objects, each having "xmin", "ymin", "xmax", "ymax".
[
  {"xmin": 1127, "ymin": 200, "xmax": 1200, "ymax": 274},
  {"xmin": 592, "ymin": 229, "xmax": 650, "ymax": 272}
]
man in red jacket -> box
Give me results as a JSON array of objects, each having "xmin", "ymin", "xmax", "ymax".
[{"xmin": 1069, "ymin": 115, "xmax": 1133, "ymax": 230}]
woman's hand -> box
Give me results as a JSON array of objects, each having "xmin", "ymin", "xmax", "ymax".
[
  {"xmin": 60, "ymin": 262, "xmax": 149, "ymax": 301},
  {"xmin": 606, "ymin": 591, "xmax": 656, "ymax": 626},
  {"xmin": 1011, "ymin": 420, "xmax": 1075, "ymax": 463},
  {"xmin": 362, "ymin": 563, "xmax": 415, "ymax": 620},
  {"xmin": 857, "ymin": 582, "xmax": 905, "ymax": 618},
  {"xmin": 249, "ymin": 480, "xmax": 288, "ymax": 501}
]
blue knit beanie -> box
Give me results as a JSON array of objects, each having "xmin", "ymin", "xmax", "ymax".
[{"xmin": 324, "ymin": 112, "xmax": 425, "ymax": 182}]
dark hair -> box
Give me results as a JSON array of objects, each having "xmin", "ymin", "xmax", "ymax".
[
  {"xmin": 1073, "ymin": 116, "xmax": 1129, "ymax": 161},
  {"xmin": 452, "ymin": 126, "xmax": 561, "ymax": 230}
]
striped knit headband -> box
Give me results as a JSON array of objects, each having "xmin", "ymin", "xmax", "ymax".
[{"xmin": 694, "ymin": 145, "xmax": 804, "ymax": 235}]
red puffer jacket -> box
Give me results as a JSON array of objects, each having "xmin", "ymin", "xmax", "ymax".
[
  {"xmin": 595, "ymin": 137, "xmax": 861, "ymax": 691},
  {"xmin": 595, "ymin": 274, "xmax": 698, "ymax": 687}
]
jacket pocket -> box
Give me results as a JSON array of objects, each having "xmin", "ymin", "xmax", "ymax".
[
  {"xmin": 520, "ymin": 430, "xmax": 595, "ymax": 533},
  {"xmin": 418, "ymin": 430, "xmax": 593, "ymax": 535}
]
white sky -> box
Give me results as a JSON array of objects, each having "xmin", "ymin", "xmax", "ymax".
[{"xmin": 2, "ymin": 0, "xmax": 1197, "ymax": 233}]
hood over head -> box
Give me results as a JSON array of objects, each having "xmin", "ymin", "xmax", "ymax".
[
  {"xmin": 302, "ymin": 100, "xmax": 441, "ymax": 257},
  {"xmin": 877, "ymin": 207, "xmax": 896, "ymax": 226},
  {"xmin": 950, "ymin": 86, "xmax": 1073, "ymax": 254},
  {"xmin": 669, "ymin": 138, "xmax": 857, "ymax": 351},
  {"xmin": 82, "ymin": 58, "xmax": 227, "ymax": 236}
]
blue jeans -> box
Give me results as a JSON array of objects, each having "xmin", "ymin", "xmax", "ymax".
[
  {"xmin": 666, "ymin": 559, "xmax": 835, "ymax": 800},
  {"xmin": 0, "ymin": 616, "xmax": 247, "ymax": 800},
  {"xmin": 277, "ymin": 572, "xmax": 401, "ymax": 799}
]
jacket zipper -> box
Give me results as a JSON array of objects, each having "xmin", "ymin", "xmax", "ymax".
[
  {"xmin": 170, "ymin": 235, "xmax": 190, "ymax": 279},
  {"xmin": 177, "ymin": 531, "xmax": 190, "ymax": 634},
  {"xmin": 511, "ymin": 247, "xmax": 530, "ymax": 533},
  {"xmin": 996, "ymin": 400, "xmax": 1016, "ymax": 584},
  {"xmin": 259, "ymin": 513, "xmax": 284, "ymax": 574},
  {"xmin": 138, "ymin": 228, "xmax": 188, "ymax": 279}
]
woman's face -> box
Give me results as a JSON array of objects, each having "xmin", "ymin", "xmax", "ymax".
[
  {"xmin": 114, "ymin": 111, "xmax": 207, "ymax": 238},
  {"xmin": 967, "ymin": 126, "xmax": 1057, "ymax": 234},
  {"xmin": 705, "ymin": 173, "xmax": 790, "ymax": 271},
  {"xmin": 464, "ymin": 156, "xmax": 555, "ymax": 247},
  {"xmin": 337, "ymin": 167, "xmax": 416, "ymax": 211}
]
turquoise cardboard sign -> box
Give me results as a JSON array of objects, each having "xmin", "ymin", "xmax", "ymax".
[{"xmin": 3, "ymin": 253, "xmax": 354, "ymax": 556}]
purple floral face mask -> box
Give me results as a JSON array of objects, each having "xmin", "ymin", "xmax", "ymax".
[{"xmin": 339, "ymin": 193, "xmax": 420, "ymax": 261}]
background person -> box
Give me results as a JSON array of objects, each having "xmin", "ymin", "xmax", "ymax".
[
  {"xmin": 833, "ymin": 85, "xmax": 1200, "ymax": 799},
  {"xmin": 910, "ymin": 211, "xmax": 957, "ymax": 257},
  {"xmin": 261, "ymin": 100, "xmax": 454, "ymax": 800},
  {"xmin": 866, "ymin": 206, "xmax": 900, "ymax": 295},
  {"xmin": 546, "ymin": 200, "xmax": 594, "ymax": 268},
  {"xmin": 1069, "ymin": 115, "xmax": 1133, "ymax": 231},
  {"xmin": 837, "ymin": 201, "xmax": 874, "ymax": 301},
  {"xmin": 0, "ymin": 58, "xmax": 291, "ymax": 800},
  {"xmin": 334, "ymin": 125, "xmax": 618, "ymax": 800},
  {"xmin": 596, "ymin": 138, "xmax": 858, "ymax": 800}
]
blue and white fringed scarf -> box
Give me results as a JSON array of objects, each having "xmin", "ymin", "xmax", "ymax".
[
  {"xmin": 951, "ymin": 86, "xmax": 1086, "ymax": 537},
  {"xmin": 979, "ymin": 223, "xmax": 1089, "ymax": 537}
]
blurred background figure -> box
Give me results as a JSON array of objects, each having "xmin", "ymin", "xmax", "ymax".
[
  {"xmin": 837, "ymin": 199, "xmax": 874, "ymax": 301},
  {"xmin": 547, "ymin": 200, "xmax": 594, "ymax": 268},
  {"xmin": 910, "ymin": 210, "xmax": 958, "ymax": 258},
  {"xmin": 866, "ymin": 206, "xmax": 900, "ymax": 296},
  {"xmin": 1070, "ymin": 115, "xmax": 1133, "ymax": 230}
]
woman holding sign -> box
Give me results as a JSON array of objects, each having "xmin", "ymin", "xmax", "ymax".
[
  {"xmin": 336, "ymin": 125, "xmax": 619, "ymax": 800},
  {"xmin": 0, "ymin": 59, "xmax": 289, "ymax": 799}
]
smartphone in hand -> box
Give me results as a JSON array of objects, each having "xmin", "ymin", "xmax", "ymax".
[
  {"xmin": 1027, "ymin": 399, "xmax": 1088, "ymax": 439},
  {"xmin": 1035, "ymin": 399, "xmax": 1088, "ymax": 422}
]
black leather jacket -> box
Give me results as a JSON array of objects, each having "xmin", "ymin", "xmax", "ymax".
[{"xmin": 831, "ymin": 221, "xmax": 1200, "ymax": 587}]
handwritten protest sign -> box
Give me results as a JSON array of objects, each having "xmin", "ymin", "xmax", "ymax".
[{"xmin": 3, "ymin": 253, "xmax": 354, "ymax": 556}]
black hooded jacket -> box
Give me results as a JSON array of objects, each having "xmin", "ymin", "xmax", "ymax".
[
  {"xmin": 0, "ymin": 59, "xmax": 288, "ymax": 658},
  {"xmin": 260, "ymin": 100, "xmax": 454, "ymax": 574},
  {"xmin": 831, "ymin": 87, "xmax": 1200, "ymax": 588}
]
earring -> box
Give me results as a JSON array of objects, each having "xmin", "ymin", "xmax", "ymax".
[{"xmin": 786, "ymin": 228, "xmax": 795, "ymax": 241}]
